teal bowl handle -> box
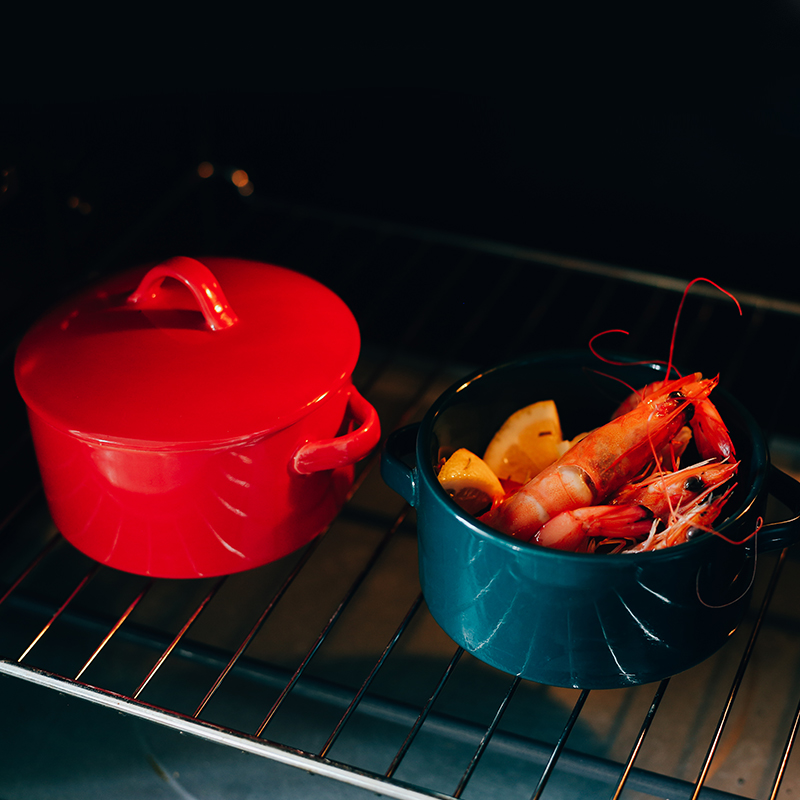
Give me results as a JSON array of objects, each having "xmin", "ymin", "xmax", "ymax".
[
  {"xmin": 757, "ymin": 465, "xmax": 800, "ymax": 551},
  {"xmin": 380, "ymin": 424, "xmax": 421, "ymax": 507}
]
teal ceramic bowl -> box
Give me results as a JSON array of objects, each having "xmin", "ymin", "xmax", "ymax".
[{"xmin": 381, "ymin": 351, "xmax": 800, "ymax": 689}]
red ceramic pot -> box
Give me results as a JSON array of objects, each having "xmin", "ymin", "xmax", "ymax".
[{"xmin": 15, "ymin": 256, "xmax": 380, "ymax": 578}]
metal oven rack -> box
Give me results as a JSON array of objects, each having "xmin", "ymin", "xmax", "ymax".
[{"xmin": 2, "ymin": 168, "xmax": 800, "ymax": 799}]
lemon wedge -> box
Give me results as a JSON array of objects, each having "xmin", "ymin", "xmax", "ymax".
[
  {"xmin": 483, "ymin": 400, "xmax": 564, "ymax": 484},
  {"xmin": 437, "ymin": 448, "xmax": 505, "ymax": 515}
]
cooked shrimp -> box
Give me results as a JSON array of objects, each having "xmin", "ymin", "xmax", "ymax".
[
  {"xmin": 626, "ymin": 484, "xmax": 737, "ymax": 552},
  {"xmin": 612, "ymin": 379, "xmax": 735, "ymax": 461},
  {"xmin": 528, "ymin": 504, "xmax": 655, "ymax": 551},
  {"xmin": 608, "ymin": 459, "xmax": 739, "ymax": 523},
  {"xmin": 514, "ymin": 460, "xmax": 738, "ymax": 552},
  {"xmin": 482, "ymin": 373, "xmax": 718, "ymax": 540}
]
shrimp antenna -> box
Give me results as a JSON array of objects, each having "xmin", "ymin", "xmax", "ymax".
[
  {"xmin": 589, "ymin": 330, "xmax": 631, "ymax": 365},
  {"xmin": 588, "ymin": 330, "xmax": 673, "ymax": 382},
  {"xmin": 585, "ymin": 367, "xmax": 640, "ymax": 399},
  {"xmin": 666, "ymin": 277, "xmax": 743, "ymax": 380},
  {"xmin": 589, "ymin": 330, "xmax": 669, "ymax": 368}
]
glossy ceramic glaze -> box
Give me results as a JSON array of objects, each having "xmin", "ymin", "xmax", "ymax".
[
  {"xmin": 381, "ymin": 352, "xmax": 800, "ymax": 688},
  {"xmin": 16, "ymin": 257, "xmax": 380, "ymax": 578}
]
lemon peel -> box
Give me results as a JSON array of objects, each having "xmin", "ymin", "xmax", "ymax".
[
  {"xmin": 483, "ymin": 400, "xmax": 565, "ymax": 484},
  {"xmin": 437, "ymin": 448, "xmax": 505, "ymax": 515}
]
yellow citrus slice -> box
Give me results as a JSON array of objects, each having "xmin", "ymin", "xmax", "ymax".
[
  {"xmin": 483, "ymin": 400, "xmax": 564, "ymax": 484},
  {"xmin": 437, "ymin": 448, "xmax": 505, "ymax": 515}
]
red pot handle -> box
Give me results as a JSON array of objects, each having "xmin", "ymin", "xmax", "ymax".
[
  {"xmin": 127, "ymin": 256, "xmax": 239, "ymax": 331},
  {"xmin": 292, "ymin": 387, "xmax": 381, "ymax": 475}
]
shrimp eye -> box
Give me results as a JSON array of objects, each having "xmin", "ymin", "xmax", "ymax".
[
  {"xmin": 667, "ymin": 390, "xmax": 695, "ymax": 421},
  {"xmin": 686, "ymin": 526, "xmax": 704, "ymax": 540},
  {"xmin": 684, "ymin": 476, "xmax": 705, "ymax": 493}
]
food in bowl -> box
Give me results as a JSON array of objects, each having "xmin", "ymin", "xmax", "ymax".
[{"xmin": 437, "ymin": 374, "xmax": 740, "ymax": 554}]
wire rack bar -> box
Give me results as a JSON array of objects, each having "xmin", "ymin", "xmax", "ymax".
[
  {"xmin": 132, "ymin": 576, "xmax": 227, "ymax": 700},
  {"xmin": 386, "ymin": 646, "xmax": 465, "ymax": 780},
  {"xmin": 690, "ymin": 549, "xmax": 789, "ymax": 800},
  {"xmin": 453, "ymin": 675, "xmax": 521, "ymax": 798},
  {"xmin": 254, "ymin": 511, "xmax": 401, "ymax": 738},
  {"xmin": 251, "ymin": 195, "xmax": 800, "ymax": 318},
  {"xmin": 74, "ymin": 578, "xmax": 154, "ymax": 681},
  {"xmin": 531, "ymin": 689, "xmax": 590, "ymax": 800},
  {"xmin": 0, "ymin": 660, "xmax": 454, "ymax": 800},
  {"xmin": 0, "ymin": 483, "xmax": 41, "ymax": 535},
  {"xmin": 609, "ymin": 678, "xmax": 671, "ymax": 800},
  {"xmin": 0, "ymin": 533, "xmax": 61, "ymax": 608},
  {"xmin": 318, "ymin": 519, "xmax": 420, "ymax": 760},
  {"xmin": 17, "ymin": 561, "xmax": 101, "ymax": 662},
  {"xmin": 769, "ymin": 692, "xmax": 800, "ymax": 800},
  {"xmin": 193, "ymin": 531, "xmax": 329, "ymax": 719},
  {"xmin": 0, "ymin": 650, "xmax": 758, "ymax": 800}
]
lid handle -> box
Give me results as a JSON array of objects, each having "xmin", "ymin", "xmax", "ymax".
[{"xmin": 127, "ymin": 256, "xmax": 239, "ymax": 331}]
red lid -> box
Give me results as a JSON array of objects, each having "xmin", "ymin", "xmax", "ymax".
[{"xmin": 15, "ymin": 256, "xmax": 362, "ymax": 448}]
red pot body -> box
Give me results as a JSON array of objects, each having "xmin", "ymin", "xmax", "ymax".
[
  {"xmin": 15, "ymin": 256, "xmax": 380, "ymax": 578},
  {"xmin": 25, "ymin": 387, "xmax": 359, "ymax": 577}
]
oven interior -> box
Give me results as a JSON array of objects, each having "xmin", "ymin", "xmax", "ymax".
[{"xmin": 2, "ymin": 91, "xmax": 800, "ymax": 800}]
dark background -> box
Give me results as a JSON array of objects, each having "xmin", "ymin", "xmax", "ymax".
[{"xmin": 4, "ymin": 6, "xmax": 800, "ymax": 315}]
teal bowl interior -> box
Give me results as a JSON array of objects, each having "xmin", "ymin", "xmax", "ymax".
[{"xmin": 414, "ymin": 351, "xmax": 768, "ymax": 688}]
